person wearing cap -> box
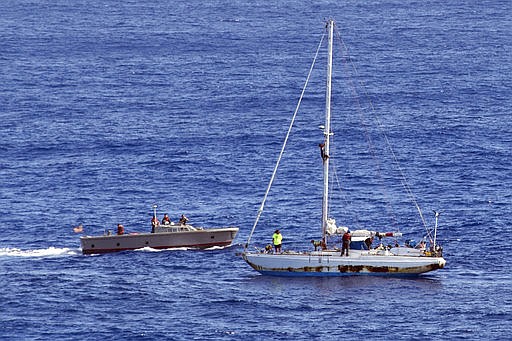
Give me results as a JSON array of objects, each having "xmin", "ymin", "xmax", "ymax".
[
  {"xmin": 341, "ymin": 229, "xmax": 351, "ymax": 256},
  {"xmin": 272, "ymin": 229, "xmax": 282, "ymax": 254},
  {"xmin": 117, "ymin": 224, "xmax": 125, "ymax": 235}
]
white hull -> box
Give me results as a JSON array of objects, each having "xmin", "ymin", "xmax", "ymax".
[
  {"xmin": 242, "ymin": 20, "xmax": 446, "ymax": 277},
  {"xmin": 243, "ymin": 250, "xmax": 446, "ymax": 276},
  {"xmin": 81, "ymin": 226, "xmax": 238, "ymax": 254}
]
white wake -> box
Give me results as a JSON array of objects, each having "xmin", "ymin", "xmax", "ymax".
[{"xmin": 0, "ymin": 247, "xmax": 80, "ymax": 258}]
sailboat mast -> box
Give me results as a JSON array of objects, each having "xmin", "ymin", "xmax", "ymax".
[{"xmin": 322, "ymin": 19, "xmax": 334, "ymax": 244}]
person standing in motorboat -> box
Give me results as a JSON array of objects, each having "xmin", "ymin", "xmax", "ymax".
[
  {"xmin": 179, "ymin": 214, "xmax": 189, "ymax": 225},
  {"xmin": 151, "ymin": 216, "xmax": 160, "ymax": 233},
  {"xmin": 272, "ymin": 229, "xmax": 282, "ymax": 254},
  {"xmin": 117, "ymin": 224, "xmax": 125, "ymax": 235}
]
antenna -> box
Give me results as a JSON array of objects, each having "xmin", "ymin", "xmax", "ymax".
[{"xmin": 432, "ymin": 210, "xmax": 441, "ymax": 251}]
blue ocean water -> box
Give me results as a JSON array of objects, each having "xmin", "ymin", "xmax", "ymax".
[{"xmin": 1, "ymin": 0, "xmax": 511, "ymax": 339}]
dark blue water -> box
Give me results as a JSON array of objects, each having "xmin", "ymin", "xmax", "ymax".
[{"xmin": 1, "ymin": 0, "xmax": 510, "ymax": 339}]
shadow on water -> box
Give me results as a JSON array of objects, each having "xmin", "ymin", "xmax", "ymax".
[{"xmin": 244, "ymin": 272, "xmax": 444, "ymax": 293}]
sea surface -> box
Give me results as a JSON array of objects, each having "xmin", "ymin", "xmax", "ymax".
[{"xmin": 1, "ymin": 0, "xmax": 511, "ymax": 339}]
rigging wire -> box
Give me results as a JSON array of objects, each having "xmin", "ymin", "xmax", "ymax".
[
  {"xmin": 244, "ymin": 30, "xmax": 326, "ymax": 251},
  {"xmin": 333, "ymin": 27, "xmax": 432, "ymax": 239},
  {"xmin": 329, "ymin": 155, "xmax": 364, "ymax": 230},
  {"xmin": 333, "ymin": 28, "xmax": 398, "ymax": 229}
]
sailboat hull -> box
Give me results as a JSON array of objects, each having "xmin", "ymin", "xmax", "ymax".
[{"xmin": 243, "ymin": 251, "xmax": 446, "ymax": 276}]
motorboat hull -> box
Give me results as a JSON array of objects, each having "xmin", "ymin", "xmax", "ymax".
[
  {"xmin": 243, "ymin": 250, "xmax": 446, "ymax": 276},
  {"xmin": 81, "ymin": 227, "xmax": 238, "ymax": 255}
]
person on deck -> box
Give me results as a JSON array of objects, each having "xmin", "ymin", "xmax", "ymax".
[
  {"xmin": 364, "ymin": 237, "xmax": 374, "ymax": 250},
  {"xmin": 179, "ymin": 214, "xmax": 189, "ymax": 225},
  {"xmin": 416, "ymin": 240, "xmax": 426, "ymax": 250},
  {"xmin": 341, "ymin": 230, "xmax": 351, "ymax": 256},
  {"xmin": 151, "ymin": 216, "xmax": 160, "ymax": 227},
  {"xmin": 162, "ymin": 213, "xmax": 171, "ymax": 225},
  {"xmin": 117, "ymin": 224, "xmax": 125, "ymax": 235},
  {"xmin": 272, "ymin": 229, "xmax": 282, "ymax": 254}
]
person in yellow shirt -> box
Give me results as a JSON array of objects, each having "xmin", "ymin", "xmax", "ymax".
[{"xmin": 272, "ymin": 229, "xmax": 282, "ymax": 254}]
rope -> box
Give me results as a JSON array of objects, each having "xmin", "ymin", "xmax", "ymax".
[
  {"xmin": 333, "ymin": 27, "xmax": 431, "ymax": 238},
  {"xmin": 244, "ymin": 30, "xmax": 326, "ymax": 251},
  {"xmin": 333, "ymin": 28, "xmax": 398, "ymax": 229},
  {"xmin": 330, "ymin": 157, "xmax": 364, "ymax": 230}
]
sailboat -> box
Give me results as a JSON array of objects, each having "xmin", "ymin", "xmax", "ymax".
[{"xmin": 242, "ymin": 19, "xmax": 446, "ymax": 276}]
